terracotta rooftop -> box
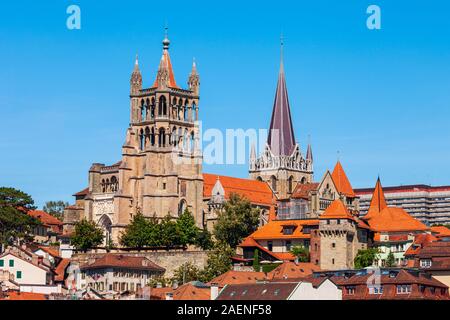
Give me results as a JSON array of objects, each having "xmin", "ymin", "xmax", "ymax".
[
  {"xmin": 54, "ymin": 258, "xmax": 71, "ymax": 282},
  {"xmin": 152, "ymin": 38, "xmax": 179, "ymax": 89},
  {"xmin": 363, "ymin": 178, "xmax": 388, "ymax": 221},
  {"xmin": 367, "ymin": 207, "xmax": 428, "ymax": 233},
  {"xmin": 208, "ymin": 270, "xmax": 266, "ymax": 287},
  {"xmin": 268, "ymin": 262, "xmax": 321, "ymax": 280},
  {"xmin": 73, "ymin": 187, "xmax": 89, "ymax": 197},
  {"xmin": 291, "ymin": 183, "xmax": 319, "ymax": 199},
  {"xmin": 319, "ymin": 199, "xmax": 355, "ymax": 221},
  {"xmin": 203, "ymin": 173, "xmax": 274, "ymax": 206},
  {"xmin": 246, "ymin": 219, "xmax": 318, "ymax": 241},
  {"xmin": 331, "ymin": 161, "xmax": 356, "ymax": 197},
  {"xmin": 431, "ymin": 226, "xmax": 450, "ymax": 238},
  {"xmin": 2, "ymin": 291, "xmax": 47, "ymax": 300},
  {"xmin": 28, "ymin": 210, "xmax": 62, "ymax": 226},
  {"xmin": 172, "ymin": 282, "xmax": 210, "ymax": 300},
  {"xmin": 80, "ymin": 254, "xmax": 165, "ymax": 272}
]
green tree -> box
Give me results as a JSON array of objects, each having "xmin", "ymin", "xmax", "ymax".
[
  {"xmin": 120, "ymin": 212, "xmax": 152, "ymax": 248},
  {"xmin": 213, "ymin": 193, "xmax": 260, "ymax": 248},
  {"xmin": 159, "ymin": 215, "xmax": 180, "ymax": 248},
  {"xmin": 386, "ymin": 251, "xmax": 396, "ymax": 267},
  {"xmin": 195, "ymin": 228, "xmax": 214, "ymax": 250},
  {"xmin": 200, "ymin": 241, "xmax": 234, "ymax": 282},
  {"xmin": 172, "ymin": 262, "xmax": 202, "ymax": 284},
  {"xmin": 290, "ymin": 245, "xmax": 310, "ymax": 262},
  {"xmin": 176, "ymin": 209, "xmax": 198, "ymax": 247},
  {"xmin": 252, "ymin": 249, "xmax": 260, "ymax": 271},
  {"xmin": 42, "ymin": 200, "xmax": 68, "ymax": 220},
  {"xmin": 71, "ymin": 219, "xmax": 104, "ymax": 252},
  {"xmin": 354, "ymin": 248, "xmax": 380, "ymax": 269},
  {"xmin": 0, "ymin": 187, "xmax": 39, "ymax": 247}
]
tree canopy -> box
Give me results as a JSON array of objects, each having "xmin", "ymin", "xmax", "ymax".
[
  {"xmin": 42, "ymin": 200, "xmax": 68, "ymax": 220},
  {"xmin": 213, "ymin": 193, "xmax": 260, "ymax": 248},
  {"xmin": 354, "ymin": 248, "xmax": 380, "ymax": 269},
  {"xmin": 71, "ymin": 219, "xmax": 104, "ymax": 252},
  {"xmin": 0, "ymin": 187, "xmax": 39, "ymax": 247},
  {"xmin": 290, "ymin": 245, "xmax": 310, "ymax": 262}
]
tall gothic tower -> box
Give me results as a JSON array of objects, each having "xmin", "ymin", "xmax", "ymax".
[
  {"xmin": 78, "ymin": 31, "xmax": 204, "ymax": 244},
  {"xmin": 249, "ymin": 44, "xmax": 313, "ymax": 199}
]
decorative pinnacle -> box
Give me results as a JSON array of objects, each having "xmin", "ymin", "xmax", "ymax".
[{"xmin": 163, "ymin": 24, "xmax": 170, "ymax": 50}]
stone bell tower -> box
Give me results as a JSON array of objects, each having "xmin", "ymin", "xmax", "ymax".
[
  {"xmin": 121, "ymin": 29, "xmax": 204, "ymax": 228},
  {"xmin": 249, "ymin": 41, "xmax": 313, "ymax": 199}
]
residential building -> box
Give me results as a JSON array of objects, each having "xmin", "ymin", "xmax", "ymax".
[
  {"xmin": 415, "ymin": 241, "xmax": 450, "ymax": 288},
  {"xmin": 79, "ymin": 254, "xmax": 165, "ymax": 294},
  {"xmin": 28, "ymin": 210, "xmax": 63, "ymax": 244},
  {"xmin": 356, "ymin": 184, "xmax": 450, "ymax": 226},
  {"xmin": 335, "ymin": 268, "xmax": 449, "ymax": 300},
  {"xmin": 0, "ymin": 246, "xmax": 54, "ymax": 286}
]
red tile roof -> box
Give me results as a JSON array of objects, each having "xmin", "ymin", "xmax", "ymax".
[
  {"xmin": 268, "ymin": 262, "xmax": 321, "ymax": 280},
  {"xmin": 239, "ymin": 237, "xmax": 295, "ymax": 261},
  {"xmin": 367, "ymin": 207, "xmax": 428, "ymax": 233},
  {"xmin": 319, "ymin": 199, "xmax": 355, "ymax": 221},
  {"xmin": 203, "ymin": 173, "xmax": 274, "ymax": 206},
  {"xmin": 246, "ymin": 219, "xmax": 318, "ymax": 240},
  {"xmin": 54, "ymin": 258, "xmax": 71, "ymax": 282},
  {"xmin": 73, "ymin": 187, "xmax": 89, "ymax": 197},
  {"xmin": 152, "ymin": 49, "xmax": 179, "ymax": 89},
  {"xmin": 363, "ymin": 178, "xmax": 388, "ymax": 221},
  {"xmin": 431, "ymin": 226, "xmax": 450, "ymax": 238},
  {"xmin": 331, "ymin": 161, "xmax": 355, "ymax": 197},
  {"xmin": 172, "ymin": 282, "xmax": 210, "ymax": 300},
  {"xmin": 291, "ymin": 183, "xmax": 320, "ymax": 199},
  {"xmin": 80, "ymin": 254, "xmax": 165, "ymax": 272},
  {"xmin": 28, "ymin": 210, "xmax": 62, "ymax": 226},
  {"xmin": 208, "ymin": 270, "xmax": 266, "ymax": 287},
  {"xmin": 3, "ymin": 292, "xmax": 47, "ymax": 300}
]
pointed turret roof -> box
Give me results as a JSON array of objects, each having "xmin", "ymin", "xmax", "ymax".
[
  {"xmin": 320, "ymin": 199, "xmax": 355, "ymax": 221},
  {"xmin": 364, "ymin": 177, "xmax": 388, "ymax": 220},
  {"xmin": 267, "ymin": 44, "xmax": 296, "ymax": 156},
  {"xmin": 152, "ymin": 29, "xmax": 179, "ymax": 89},
  {"xmin": 306, "ymin": 143, "xmax": 313, "ymax": 162},
  {"xmin": 331, "ymin": 161, "xmax": 355, "ymax": 198}
]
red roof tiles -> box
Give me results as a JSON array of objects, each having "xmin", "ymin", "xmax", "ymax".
[
  {"xmin": 80, "ymin": 254, "xmax": 165, "ymax": 272},
  {"xmin": 203, "ymin": 173, "xmax": 274, "ymax": 206},
  {"xmin": 320, "ymin": 199, "xmax": 355, "ymax": 221},
  {"xmin": 331, "ymin": 161, "xmax": 355, "ymax": 197},
  {"xmin": 268, "ymin": 262, "xmax": 321, "ymax": 280}
]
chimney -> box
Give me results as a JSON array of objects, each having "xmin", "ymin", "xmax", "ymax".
[
  {"xmin": 210, "ymin": 283, "xmax": 219, "ymax": 300},
  {"xmin": 156, "ymin": 282, "xmax": 162, "ymax": 288},
  {"xmin": 172, "ymin": 280, "xmax": 179, "ymax": 290},
  {"xmin": 165, "ymin": 292, "xmax": 173, "ymax": 300},
  {"xmin": 32, "ymin": 255, "xmax": 39, "ymax": 266}
]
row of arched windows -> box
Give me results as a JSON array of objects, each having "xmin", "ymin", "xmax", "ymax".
[
  {"xmin": 101, "ymin": 176, "xmax": 118, "ymax": 193},
  {"xmin": 139, "ymin": 97, "xmax": 198, "ymax": 122},
  {"xmin": 139, "ymin": 126, "xmax": 196, "ymax": 151}
]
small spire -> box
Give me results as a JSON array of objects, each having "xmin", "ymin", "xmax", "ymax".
[
  {"xmin": 191, "ymin": 57, "xmax": 197, "ymax": 74},
  {"xmin": 163, "ymin": 24, "xmax": 170, "ymax": 50},
  {"xmin": 306, "ymin": 136, "xmax": 313, "ymax": 163},
  {"xmin": 250, "ymin": 143, "xmax": 256, "ymax": 160},
  {"xmin": 134, "ymin": 54, "xmax": 140, "ymax": 71}
]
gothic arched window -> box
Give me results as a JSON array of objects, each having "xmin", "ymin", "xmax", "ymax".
[
  {"xmin": 190, "ymin": 131, "xmax": 195, "ymax": 152},
  {"xmin": 139, "ymin": 129, "xmax": 144, "ymax": 150},
  {"xmin": 150, "ymin": 98, "xmax": 155, "ymax": 119},
  {"xmin": 111, "ymin": 176, "xmax": 118, "ymax": 192},
  {"xmin": 271, "ymin": 176, "xmax": 277, "ymax": 191},
  {"xmin": 288, "ymin": 176, "xmax": 294, "ymax": 194},
  {"xmin": 150, "ymin": 127, "xmax": 155, "ymax": 146},
  {"xmin": 172, "ymin": 126, "xmax": 177, "ymax": 146},
  {"xmin": 159, "ymin": 96, "xmax": 167, "ymax": 117},
  {"xmin": 184, "ymin": 100, "xmax": 188, "ymax": 120},
  {"xmin": 159, "ymin": 128, "xmax": 166, "ymax": 147}
]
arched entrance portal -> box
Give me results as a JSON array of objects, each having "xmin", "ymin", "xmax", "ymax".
[{"xmin": 98, "ymin": 214, "xmax": 113, "ymax": 247}]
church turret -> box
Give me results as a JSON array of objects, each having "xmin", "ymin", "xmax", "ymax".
[
  {"xmin": 306, "ymin": 142, "xmax": 313, "ymax": 171},
  {"xmin": 130, "ymin": 55, "xmax": 142, "ymax": 95},
  {"xmin": 188, "ymin": 58, "xmax": 200, "ymax": 96},
  {"xmin": 153, "ymin": 28, "xmax": 179, "ymax": 89}
]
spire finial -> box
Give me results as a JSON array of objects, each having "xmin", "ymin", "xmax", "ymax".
[
  {"xmin": 280, "ymin": 32, "xmax": 284, "ymax": 69},
  {"xmin": 163, "ymin": 23, "xmax": 170, "ymax": 50}
]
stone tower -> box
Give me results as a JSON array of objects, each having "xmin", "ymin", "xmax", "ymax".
[
  {"xmin": 79, "ymin": 31, "xmax": 204, "ymax": 244},
  {"xmin": 249, "ymin": 43, "xmax": 313, "ymax": 199},
  {"xmin": 318, "ymin": 199, "xmax": 368, "ymax": 270}
]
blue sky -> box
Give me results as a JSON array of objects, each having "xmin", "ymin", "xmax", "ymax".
[{"xmin": 1, "ymin": 0, "xmax": 450, "ymax": 208}]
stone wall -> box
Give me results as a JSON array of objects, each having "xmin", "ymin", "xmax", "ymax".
[{"xmin": 72, "ymin": 249, "xmax": 209, "ymax": 278}]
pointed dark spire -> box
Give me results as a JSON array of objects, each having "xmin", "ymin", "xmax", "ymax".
[
  {"xmin": 267, "ymin": 36, "xmax": 296, "ymax": 156},
  {"xmin": 306, "ymin": 142, "xmax": 313, "ymax": 163}
]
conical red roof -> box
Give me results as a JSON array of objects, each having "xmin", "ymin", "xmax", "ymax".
[
  {"xmin": 364, "ymin": 177, "xmax": 388, "ymax": 220},
  {"xmin": 331, "ymin": 161, "xmax": 355, "ymax": 197}
]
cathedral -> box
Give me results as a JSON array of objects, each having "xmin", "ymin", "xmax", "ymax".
[{"xmin": 64, "ymin": 32, "xmax": 278, "ymax": 244}]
